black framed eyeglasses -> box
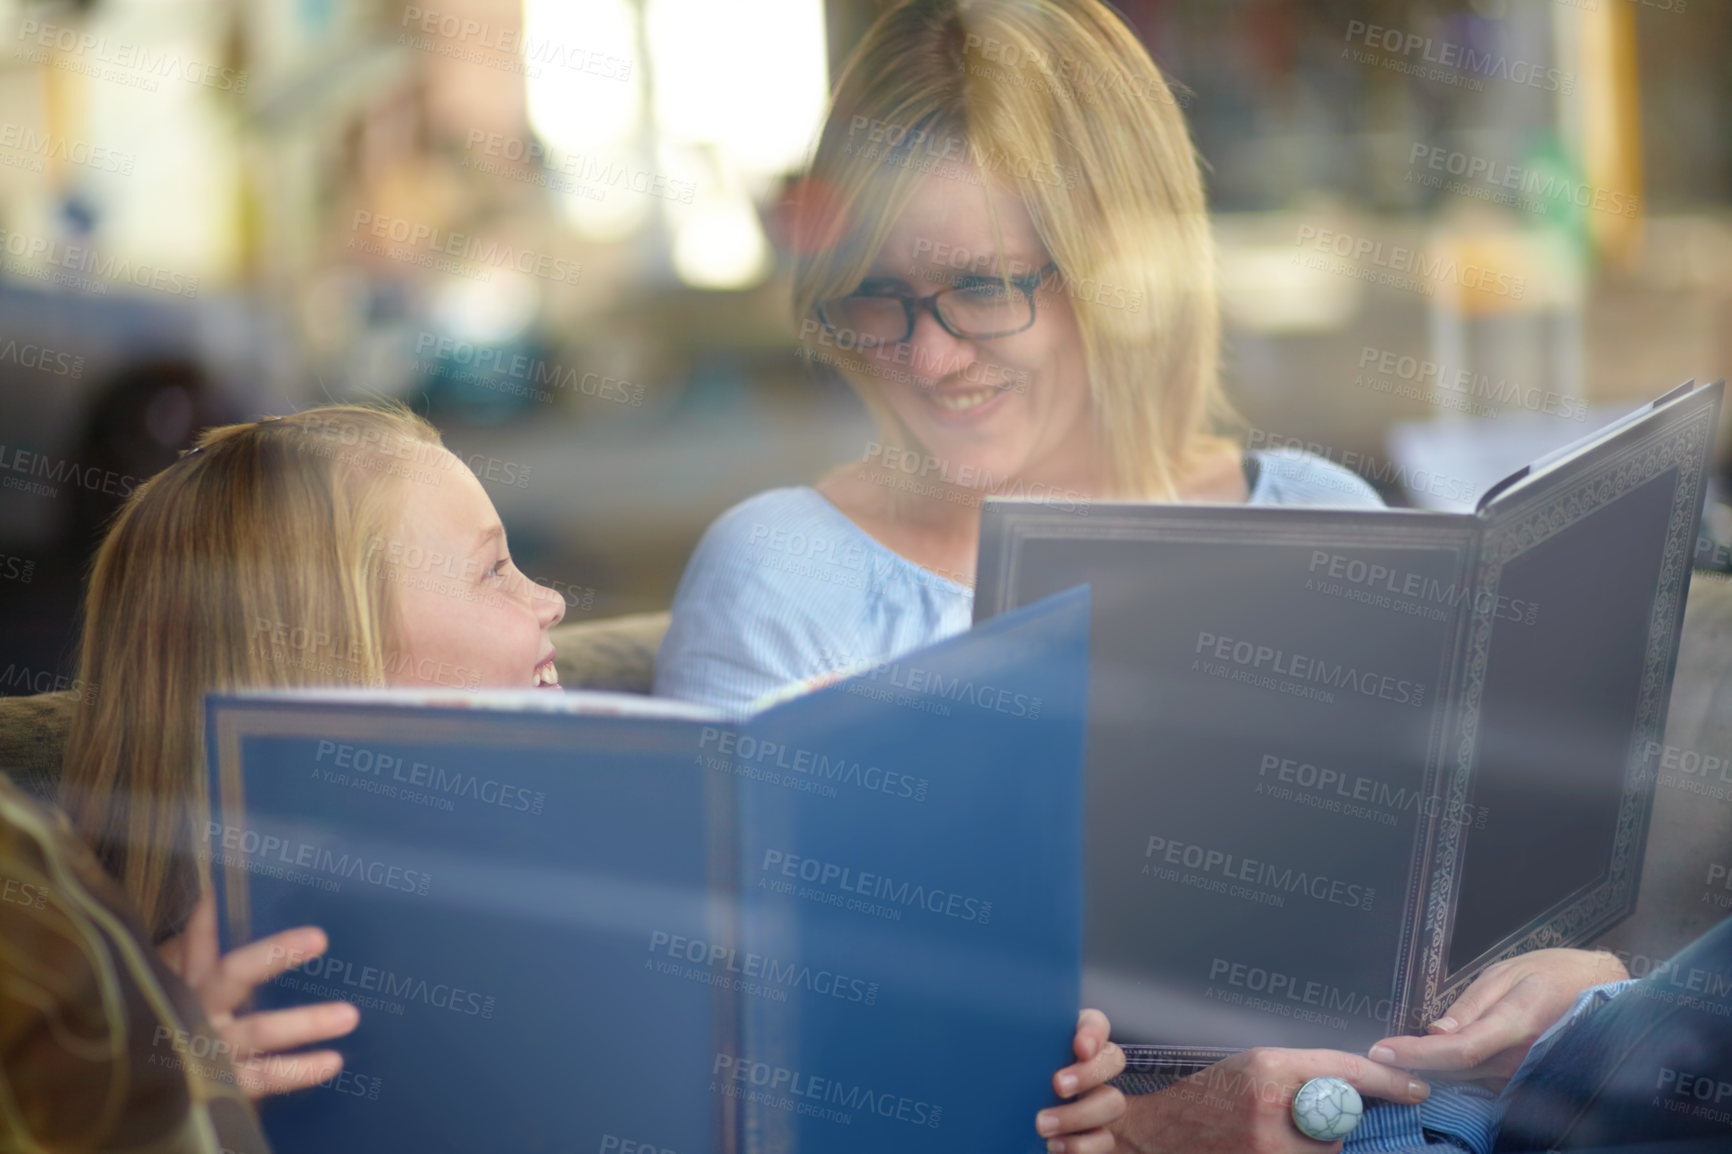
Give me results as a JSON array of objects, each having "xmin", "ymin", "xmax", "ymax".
[{"xmin": 816, "ymin": 261, "xmax": 1059, "ymax": 347}]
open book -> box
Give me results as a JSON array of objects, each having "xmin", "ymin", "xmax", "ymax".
[
  {"xmin": 206, "ymin": 590, "xmax": 1089, "ymax": 1152},
  {"xmin": 974, "ymin": 380, "xmax": 1722, "ymax": 1070}
]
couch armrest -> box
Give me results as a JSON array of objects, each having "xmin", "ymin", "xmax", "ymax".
[
  {"xmin": 0, "ymin": 612, "xmax": 672, "ymax": 803},
  {"xmin": 0, "ymin": 690, "xmax": 77, "ymax": 804},
  {"xmin": 549, "ymin": 611, "xmax": 671, "ymax": 695}
]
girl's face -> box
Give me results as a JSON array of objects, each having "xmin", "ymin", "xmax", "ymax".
[
  {"xmin": 389, "ymin": 450, "xmax": 565, "ymax": 690},
  {"xmin": 845, "ymin": 171, "xmax": 1094, "ymax": 489}
]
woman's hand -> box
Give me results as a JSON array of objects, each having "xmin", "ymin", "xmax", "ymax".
[
  {"xmin": 158, "ymin": 890, "xmax": 360, "ymax": 1099},
  {"xmin": 1112, "ymin": 1047, "xmax": 1431, "ymax": 1154},
  {"xmin": 1035, "ymin": 1008, "xmax": 1126, "ymax": 1152},
  {"xmin": 1367, "ymin": 947, "xmax": 1628, "ymax": 1088}
]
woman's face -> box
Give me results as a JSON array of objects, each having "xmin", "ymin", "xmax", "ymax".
[
  {"xmin": 846, "ymin": 170, "xmax": 1093, "ymax": 489},
  {"xmin": 389, "ymin": 450, "xmax": 566, "ymax": 690}
]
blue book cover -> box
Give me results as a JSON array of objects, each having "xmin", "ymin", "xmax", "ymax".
[{"xmin": 205, "ymin": 587, "xmax": 1089, "ymax": 1153}]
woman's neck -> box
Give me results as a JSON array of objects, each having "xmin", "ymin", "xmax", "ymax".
[{"xmin": 820, "ymin": 434, "xmax": 1246, "ymax": 583}]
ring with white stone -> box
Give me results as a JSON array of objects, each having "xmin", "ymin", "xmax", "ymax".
[{"xmin": 1291, "ymin": 1076, "xmax": 1363, "ymax": 1142}]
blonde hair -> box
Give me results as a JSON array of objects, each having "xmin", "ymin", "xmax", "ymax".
[
  {"xmin": 793, "ymin": 0, "xmax": 1229, "ymax": 498},
  {"xmin": 59, "ymin": 404, "xmax": 446, "ymax": 940}
]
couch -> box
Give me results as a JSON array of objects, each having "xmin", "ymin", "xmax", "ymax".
[{"xmin": 3, "ymin": 585, "xmax": 1728, "ymax": 966}]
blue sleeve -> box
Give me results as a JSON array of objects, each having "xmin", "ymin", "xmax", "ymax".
[
  {"xmin": 653, "ymin": 496, "xmax": 868, "ymax": 714},
  {"xmin": 1501, "ymin": 978, "xmax": 1638, "ymax": 1096},
  {"xmin": 1253, "ymin": 449, "xmax": 1386, "ymax": 509}
]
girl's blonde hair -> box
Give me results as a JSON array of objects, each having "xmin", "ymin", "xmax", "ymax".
[
  {"xmin": 794, "ymin": 0, "xmax": 1228, "ymax": 498},
  {"xmin": 59, "ymin": 404, "xmax": 446, "ymax": 940}
]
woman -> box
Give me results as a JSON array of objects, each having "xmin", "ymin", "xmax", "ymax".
[
  {"xmin": 52, "ymin": 403, "xmax": 1122, "ymax": 1146},
  {"xmin": 655, "ymin": 0, "xmax": 1374, "ymax": 717},
  {"xmin": 655, "ymin": 2, "xmax": 1626, "ymax": 1150}
]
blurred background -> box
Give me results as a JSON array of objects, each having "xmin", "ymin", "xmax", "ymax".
[{"xmin": 1, "ymin": 0, "xmax": 1729, "ymax": 690}]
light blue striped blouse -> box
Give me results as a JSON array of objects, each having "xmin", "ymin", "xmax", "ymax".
[{"xmin": 654, "ymin": 449, "xmax": 1521, "ymax": 1151}]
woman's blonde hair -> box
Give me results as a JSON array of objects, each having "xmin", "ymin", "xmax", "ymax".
[
  {"xmin": 794, "ymin": 0, "xmax": 1228, "ymax": 498},
  {"xmin": 58, "ymin": 404, "xmax": 447, "ymax": 940}
]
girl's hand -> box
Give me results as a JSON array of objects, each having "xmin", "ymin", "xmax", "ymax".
[
  {"xmin": 1036, "ymin": 1008, "xmax": 1127, "ymax": 1152},
  {"xmin": 159, "ymin": 889, "xmax": 360, "ymax": 1099},
  {"xmin": 1367, "ymin": 947, "xmax": 1628, "ymax": 1088}
]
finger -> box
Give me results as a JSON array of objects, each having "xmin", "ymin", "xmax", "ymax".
[
  {"xmin": 233, "ymin": 1049, "xmax": 345, "ymax": 1100},
  {"xmin": 156, "ymin": 932, "xmax": 187, "ymax": 978},
  {"xmin": 202, "ymin": 926, "xmax": 329, "ymax": 1015},
  {"xmin": 1296, "ymin": 1050, "xmax": 1430, "ymax": 1104},
  {"xmin": 1371, "ymin": 980, "xmax": 1547, "ymax": 1071},
  {"xmin": 1426, "ymin": 961, "xmax": 1516, "ymax": 1034},
  {"xmin": 1074, "ymin": 1008, "xmax": 1111, "ymax": 1062},
  {"xmin": 180, "ymin": 889, "xmax": 221, "ymax": 989},
  {"xmin": 1036, "ymin": 1085, "xmax": 1125, "ymax": 1140},
  {"xmin": 222, "ymin": 1001, "xmax": 359, "ymax": 1060},
  {"xmin": 1056, "ymin": 1039, "xmax": 1125, "ymax": 1098},
  {"xmin": 1044, "ymin": 1127, "xmax": 1116, "ymax": 1154}
]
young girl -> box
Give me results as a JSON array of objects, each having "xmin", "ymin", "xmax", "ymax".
[{"xmin": 53, "ymin": 403, "xmax": 1123, "ymax": 1144}]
